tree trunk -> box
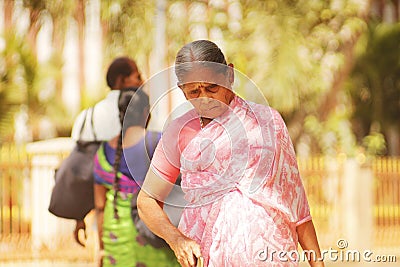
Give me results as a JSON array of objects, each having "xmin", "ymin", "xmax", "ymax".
[
  {"xmin": 75, "ymin": 0, "xmax": 86, "ymax": 105},
  {"xmin": 27, "ymin": 8, "xmax": 41, "ymax": 54},
  {"xmin": 4, "ymin": 0, "xmax": 13, "ymax": 31},
  {"xmin": 393, "ymin": 0, "xmax": 399, "ymax": 21},
  {"xmin": 385, "ymin": 125, "xmax": 400, "ymax": 156},
  {"xmin": 289, "ymin": 2, "xmax": 372, "ymax": 146},
  {"xmin": 316, "ymin": 40, "xmax": 359, "ymax": 121},
  {"xmin": 52, "ymin": 18, "xmax": 66, "ymax": 110}
]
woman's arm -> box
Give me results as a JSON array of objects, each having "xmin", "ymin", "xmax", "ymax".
[
  {"xmin": 94, "ymin": 184, "xmax": 107, "ymax": 266},
  {"xmin": 137, "ymin": 169, "xmax": 201, "ymax": 267},
  {"xmin": 297, "ymin": 220, "xmax": 325, "ymax": 267}
]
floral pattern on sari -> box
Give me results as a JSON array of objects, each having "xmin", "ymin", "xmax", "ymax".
[{"xmin": 173, "ymin": 96, "xmax": 311, "ymax": 266}]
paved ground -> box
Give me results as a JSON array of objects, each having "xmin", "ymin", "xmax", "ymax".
[
  {"xmin": 299, "ymin": 261, "xmax": 399, "ymax": 267},
  {"xmin": 0, "ymin": 261, "xmax": 94, "ymax": 267},
  {"xmin": 1, "ymin": 261, "xmax": 399, "ymax": 267}
]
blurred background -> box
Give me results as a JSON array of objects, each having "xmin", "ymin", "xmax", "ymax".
[{"xmin": 0, "ymin": 0, "xmax": 399, "ymax": 266}]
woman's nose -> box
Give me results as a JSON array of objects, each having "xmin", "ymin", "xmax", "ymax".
[
  {"xmin": 198, "ymin": 90, "xmax": 211, "ymax": 100},
  {"xmin": 198, "ymin": 95, "xmax": 211, "ymax": 104}
]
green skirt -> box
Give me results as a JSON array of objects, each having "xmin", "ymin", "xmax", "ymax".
[{"xmin": 102, "ymin": 190, "xmax": 179, "ymax": 267}]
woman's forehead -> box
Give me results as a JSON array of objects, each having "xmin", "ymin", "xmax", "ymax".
[{"xmin": 179, "ymin": 67, "xmax": 228, "ymax": 86}]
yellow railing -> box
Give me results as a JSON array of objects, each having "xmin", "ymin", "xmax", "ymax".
[
  {"xmin": 297, "ymin": 156, "xmax": 344, "ymax": 248},
  {"xmin": 1, "ymin": 142, "xmax": 400, "ymax": 261},
  {"xmin": 0, "ymin": 145, "xmax": 30, "ymax": 236},
  {"xmin": 298, "ymin": 156, "xmax": 400, "ymax": 250},
  {"xmin": 372, "ymin": 157, "xmax": 400, "ymax": 248},
  {"xmin": 0, "ymin": 140, "xmax": 95, "ymax": 262}
]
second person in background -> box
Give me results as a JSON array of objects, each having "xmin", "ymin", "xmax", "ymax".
[{"xmin": 93, "ymin": 60, "xmax": 179, "ymax": 267}]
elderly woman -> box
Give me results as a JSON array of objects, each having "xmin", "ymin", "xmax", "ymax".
[{"xmin": 137, "ymin": 40, "xmax": 324, "ymax": 267}]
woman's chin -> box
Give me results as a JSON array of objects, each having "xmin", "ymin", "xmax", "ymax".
[
  {"xmin": 198, "ymin": 108, "xmax": 228, "ymax": 119},
  {"xmin": 199, "ymin": 112, "xmax": 221, "ymax": 120}
]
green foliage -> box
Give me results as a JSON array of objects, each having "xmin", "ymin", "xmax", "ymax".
[
  {"xmin": 362, "ymin": 132, "xmax": 387, "ymax": 155},
  {"xmin": 2, "ymin": 0, "xmax": 396, "ymax": 157},
  {"xmin": 348, "ymin": 22, "xmax": 400, "ymax": 155},
  {"xmin": 215, "ymin": 0, "xmax": 367, "ymax": 155},
  {"xmin": 304, "ymin": 110, "xmax": 357, "ymax": 156},
  {"xmin": 218, "ymin": 0, "xmax": 366, "ymax": 116},
  {"xmin": 0, "ymin": 32, "xmax": 38, "ymax": 143},
  {"xmin": 0, "ymin": 12, "xmax": 70, "ymax": 143},
  {"xmin": 100, "ymin": 0, "xmax": 155, "ymax": 75}
]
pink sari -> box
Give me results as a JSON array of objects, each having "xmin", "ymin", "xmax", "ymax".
[{"xmin": 153, "ymin": 96, "xmax": 311, "ymax": 266}]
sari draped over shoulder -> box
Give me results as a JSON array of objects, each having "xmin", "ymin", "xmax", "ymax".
[{"xmin": 177, "ymin": 96, "xmax": 311, "ymax": 266}]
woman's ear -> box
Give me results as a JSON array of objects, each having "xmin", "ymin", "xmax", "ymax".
[
  {"xmin": 178, "ymin": 82, "xmax": 189, "ymax": 99},
  {"xmin": 122, "ymin": 75, "xmax": 132, "ymax": 87},
  {"xmin": 228, "ymin": 63, "xmax": 234, "ymax": 86}
]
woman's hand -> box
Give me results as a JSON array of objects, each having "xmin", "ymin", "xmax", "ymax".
[
  {"xmin": 137, "ymin": 170, "xmax": 202, "ymax": 266},
  {"xmin": 73, "ymin": 219, "xmax": 86, "ymax": 247},
  {"xmin": 97, "ymin": 249, "xmax": 104, "ymax": 267},
  {"xmin": 168, "ymin": 233, "xmax": 202, "ymax": 267}
]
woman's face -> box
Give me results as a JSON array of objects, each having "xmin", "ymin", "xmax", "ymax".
[
  {"xmin": 179, "ymin": 67, "xmax": 234, "ymax": 119},
  {"xmin": 118, "ymin": 61, "xmax": 143, "ymax": 89},
  {"xmin": 124, "ymin": 70, "xmax": 143, "ymax": 88}
]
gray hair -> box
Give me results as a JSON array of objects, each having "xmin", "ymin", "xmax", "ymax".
[{"xmin": 175, "ymin": 40, "xmax": 228, "ymax": 84}]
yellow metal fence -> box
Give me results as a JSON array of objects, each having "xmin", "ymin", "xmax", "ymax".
[
  {"xmin": 0, "ymin": 145, "xmax": 30, "ymax": 236},
  {"xmin": 0, "ymin": 143, "xmax": 95, "ymax": 262},
  {"xmin": 298, "ymin": 156, "xmax": 400, "ymax": 250},
  {"xmin": 0, "ymin": 144, "xmax": 400, "ymax": 261},
  {"xmin": 373, "ymin": 157, "xmax": 400, "ymax": 247}
]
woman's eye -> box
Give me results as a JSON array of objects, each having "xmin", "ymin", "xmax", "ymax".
[{"xmin": 207, "ymin": 84, "xmax": 219, "ymax": 92}]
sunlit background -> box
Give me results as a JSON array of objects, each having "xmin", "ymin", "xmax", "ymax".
[{"xmin": 0, "ymin": 0, "xmax": 399, "ymax": 266}]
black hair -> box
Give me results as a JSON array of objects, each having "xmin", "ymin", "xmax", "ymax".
[
  {"xmin": 112, "ymin": 88, "xmax": 150, "ymax": 219},
  {"xmin": 106, "ymin": 57, "xmax": 138, "ymax": 89}
]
